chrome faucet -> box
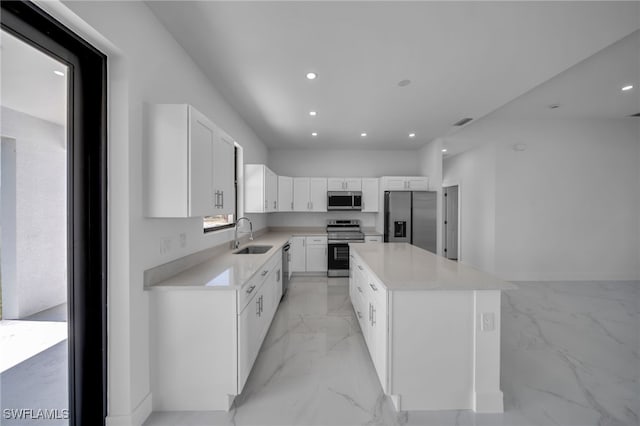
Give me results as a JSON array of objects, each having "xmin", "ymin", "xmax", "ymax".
[{"xmin": 233, "ymin": 217, "xmax": 254, "ymax": 249}]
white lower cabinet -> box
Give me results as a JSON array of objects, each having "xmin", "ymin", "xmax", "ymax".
[
  {"xmin": 289, "ymin": 235, "xmax": 328, "ymax": 274},
  {"xmin": 289, "ymin": 236, "xmax": 306, "ymax": 272},
  {"xmin": 350, "ymin": 254, "xmax": 388, "ymax": 392},
  {"xmin": 305, "ymin": 236, "xmax": 327, "ymax": 272},
  {"xmin": 150, "ymin": 252, "xmax": 282, "ymax": 411}
]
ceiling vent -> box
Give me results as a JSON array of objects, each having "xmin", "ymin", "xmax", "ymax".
[
  {"xmin": 629, "ymin": 112, "xmax": 640, "ymax": 117},
  {"xmin": 453, "ymin": 117, "xmax": 473, "ymax": 126}
]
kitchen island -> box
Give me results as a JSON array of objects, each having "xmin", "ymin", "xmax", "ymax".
[{"xmin": 349, "ymin": 242, "xmax": 516, "ymax": 412}]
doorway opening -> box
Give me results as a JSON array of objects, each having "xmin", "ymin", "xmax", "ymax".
[
  {"xmin": 1, "ymin": 2, "xmax": 107, "ymax": 425},
  {"xmin": 443, "ymin": 185, "xmax": 459, "ymax": 261},
  {"xmin": 0, "ymin": 28, "xmax": 70, "ymax": 422}
]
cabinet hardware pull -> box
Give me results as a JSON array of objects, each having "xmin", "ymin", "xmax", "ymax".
[
  {"xmin": 357, "ymin": 287, "xmax": 363, "ymax": 293},
  {"xmin": 274, "ymin": 200, "xmax": 277, "ymax": 209},
  {"xmin": 276, "ymin": 270, "xmax": 280, "ymax": 282},
  {"xmin": 357, "ymin": 265, "xmax": 363, "ymax": 270},
  {"xmin": 256, "ymin": 298, "xmax": 261, "ymax": 316},
  {"xmin": 259, "ymin": 295, "xmax": 264, "ymax": 313},
  {"xmin": 357, "ymin": 311, "xmax": 362, "ymax": 319},
  {"xmin": 371, "ymin": 306, "xmax": 376, "ymax": 326},
  {"xmin": 369, "ymin": 303, "xmax": 372, "ymax": 322},
  {"xmin": 261, "ymin": 270, "xmax": 268, "ymax": 276},
  {"xmin": 246, "ymin": 285, "xmax": 256, "ymax": 294},
  {"xmin": 221, "ymin": 191, "xmax": 224, "ymax": 208},
  {"xmin": 291, "ymin": 202, "xmax": 293, "ymax": 210},
  {"xmin": 370, "ymin": 283, "xmax": 378, "ymax": 291}
]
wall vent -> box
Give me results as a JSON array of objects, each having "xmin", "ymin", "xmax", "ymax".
[
  {"xmin": 629, "ymin": 112, "xmax": 640, "ymax": 117},
  {"xmin": 453, "ymin": 117, "xmax": 473, "ymax": 126}
]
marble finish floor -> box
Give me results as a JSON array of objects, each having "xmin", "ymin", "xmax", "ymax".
[{"xmin": 144, "ymin": 278, "xmax": 639, "ymax": 426}]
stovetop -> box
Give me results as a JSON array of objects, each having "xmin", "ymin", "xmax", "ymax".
[{"xmin": 327, "ymin": 219, "xmax": 364, "ymax": 242}]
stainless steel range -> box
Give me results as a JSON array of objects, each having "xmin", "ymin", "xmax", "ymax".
[{"xmin": 327, "ymin": 219, "xmax": 365, "ymax": 277}]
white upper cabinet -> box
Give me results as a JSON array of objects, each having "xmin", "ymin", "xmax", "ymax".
[
  {"xmin": 277, "ymin": 176, "xmax": 293, "ymax": 212},
  {"xmin": 214, "ymin": 129, "xmax": 236, "ymax": 216},
  {"xmin": 361, "ymin": 178, "xmax": 379, "ymax": 212},
  {"xmin": 147, "ymin": 104, "xmax": 234, "ymax": 217},
  {"xmin": 381, "ymin": 176, "xmax": 429, "ymax": 191},
  {"xmin": 293, "ymin": 177, "xmax": 327, "ymax": 212},
  {"xmin": 327, "ymin": 177, "xmax": 362, "ymax": 191},
  {"xmin": 244, "ymin": 164, "xmax": 278, "ymax": 213}
]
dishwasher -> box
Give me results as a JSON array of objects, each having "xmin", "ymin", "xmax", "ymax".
[{"xmin": 281, "ymin": 242, "xmax": 290, "ymax": 301}]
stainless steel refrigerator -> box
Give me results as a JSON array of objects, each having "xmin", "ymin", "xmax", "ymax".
[{"xmin": 384, "ymin": 191, "xmax": 437, "ymax": 253}]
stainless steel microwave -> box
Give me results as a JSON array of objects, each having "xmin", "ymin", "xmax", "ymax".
[{"xmin": 327, "ymin": 191, "xmax": 362, "ymax": 211}]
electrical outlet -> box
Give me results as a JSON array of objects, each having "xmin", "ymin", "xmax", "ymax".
[
  {"xmin": 179, "ymin": 233, "xmax": 187, "ymax": 248},
  {"xmin": 160, "ymin": 237, "xmax": 172, "ymax": 255},
  {"xmin": 481, "ymin": 312, "xmax": 495, "ymax": 332}
]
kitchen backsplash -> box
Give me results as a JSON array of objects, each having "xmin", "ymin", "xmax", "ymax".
[{"xmin": 267, "ymin": 212, "xmax": 378, "ymax": 228}]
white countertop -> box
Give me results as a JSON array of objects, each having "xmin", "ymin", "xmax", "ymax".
[
  {"xmin": 148, "ymin": 232, "xmax": 292, "ymax": 291},
  {"xmin": 350, "ymin": 242, "xmax": 516, "ymax": 291}
]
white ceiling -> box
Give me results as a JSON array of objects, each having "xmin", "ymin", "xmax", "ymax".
[
  {"xmin": 0, "ymin": 30, "xmax": 67, "ymax": 126},
  {"xmin": 148, "ymin": 1, "xmax": 640, "ymax": 150},
  {"xmin": 443, "ymin": 29, "xmax": 640, "ymax": 157}
]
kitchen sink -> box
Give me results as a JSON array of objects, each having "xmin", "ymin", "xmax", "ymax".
[{"xmin": 233, "ymin": 245, "xmax": 273, "ymax": 254}]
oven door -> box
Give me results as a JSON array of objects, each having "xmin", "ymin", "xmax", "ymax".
[{"xmin": 327, "ymin": 243, "xmax": 350, "ymax": 277}]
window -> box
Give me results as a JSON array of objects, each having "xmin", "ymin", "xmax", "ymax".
[{"xmin": 204, "ymin": 145, "xmax": 238, "ymax": 232}]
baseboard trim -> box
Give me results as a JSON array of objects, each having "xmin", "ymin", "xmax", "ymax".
[{"xmin": 105, "ymin": 392, "xmax": 153, "ymax": 426}]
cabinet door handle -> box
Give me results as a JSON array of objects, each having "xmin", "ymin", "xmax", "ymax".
[
  {"xmin": 221, "ymin": 190, "xmax": 224, "ymax": 208},
  {"xmin": 274, "ymin": 200, "xmax": 277, "ymax": 209},
  {"xmin": 246, "ymin": 285, "xmax": 256, "ymax": 294},
  {"xmin": 357, "ymin": 286, "xmax": 363, "ymax": 293},
  {"xmin": 291, "ymin": 202, "xmax": 293, "ymax": 210},
  {"xmin": 370, "ymin": 283, "xmax": 378, "ymax": 292},
  {"xmin": 357, "ymin": 265, "xmax": 363, "ymax": 271},
  {"xmin": 356, "ymin": 311, "xmax": 362, "ymax": 319},
  {"xmin": 265, "ymin": 200, "xmax": 268, "ymax": 210},
  {"xmin": 369, "ymin": 303, "xmax": 372, "ymax": 322},
  {"xmin": 256, "ymin": 298, "xmax": 261, "ymax": 316},
  {"xmin": 259, "ymin": 295, "xmax": 264, "ymax": 313},
  {"xmin": 261, "ymin": 270, "xmax": 269, "ymax": 277},
  {"xmin": 276, "ymin": 270, "xmax": 280, "ymax": 282},
  {"xmin": 371, "ymin": 306, "xmax": 376, "ymax": 326}
]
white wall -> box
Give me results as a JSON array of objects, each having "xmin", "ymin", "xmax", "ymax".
[
  {"xmin": 444, "ymin": 117, "xmax": 640, "ymax": 281},
  {"xmin": 268, "ymin": 148, "xmax": 420, "ymax": 177},
  {"xmin": 42, "ymin": 1, "xmax": 269, "ymax": 424},
  {"xmin": 443, "ymin": 142, "xmax": 497, "ymax": 274},
  {"xmin": 419, "ymin": 139, "xmax": 444, "ymax": 254},
  {"xmin": 0, "ymin": 107, "xmax": 67, "ymax": 319}
]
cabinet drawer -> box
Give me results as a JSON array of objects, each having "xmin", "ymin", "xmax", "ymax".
[
  {"xmin": 238, "ymin": 273, "xmax": 263, "ymax": 313},
  {"xmin": 365, "ymin": 235, "xmax": 383, "ymax": 243},
  {"xmin": 237, "ymin": 253, "xmax": 280, "ymax": 312},
  {"xmin": 306, "ymin": 236, "xmax": 327, "ymax": 245}
]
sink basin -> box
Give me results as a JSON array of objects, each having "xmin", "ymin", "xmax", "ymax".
[{"xmin": 233, "ymin": 245, "xmax": 273, "ymax": 255}]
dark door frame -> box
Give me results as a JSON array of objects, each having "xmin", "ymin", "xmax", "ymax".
[{"xmin": 1, "ymin": 1, "xmax": 107, "ymax": 425}]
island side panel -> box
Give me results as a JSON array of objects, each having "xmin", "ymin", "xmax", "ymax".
[
  {"xmin": 472, "ymin": 290, "xmax": 504, "ymax": 412},
  {"xmin": 390, "ymin": 290, "xmax": 474, "ymax": 411},
  {"xmin": 150, "ymin": 290, "xmax": 238, "ymax": 410}
]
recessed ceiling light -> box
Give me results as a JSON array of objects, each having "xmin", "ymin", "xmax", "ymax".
[
  {"xmin": 441, "ymin": 148, "xmax": 448, "ymax": 153},
  {"xmin": 360, "ymin": 132, "xmax": 367, "ymax": 137},
  {"xmin": 409, "ymin": 133, "xmax": 416, "ymax": 138},
  {"xmin": 311, "ymin": 132, "xmax": 318, "ymax": 136},
  {"xmin": 622, "ymin": 85, "xmax": 634, "ymax": 91},
  {"xmin": 306, "ymin": 72, "xmax": 317, "ymax": 80},
  {"xmin": 53, "ymin": 70, "xmax": 64, "ymax": 76},
  {"xmin": 309, "ymin": 111, "xmax": 317, "ymax": 116},
  {"xmin": 398, "ymin": 79, "xmax": 411, "ymax": 87}
]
